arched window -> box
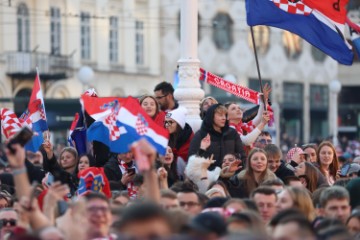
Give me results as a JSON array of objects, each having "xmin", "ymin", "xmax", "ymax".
[
  {"xmin": 282, "ymin": 31, "xmax": 302, "ymax": 59},
  {"xmin": 248, "ymin": 26, "xmax": 270, "ymax": 55},
  {"xmin": 17, "ymin": 3, "xmax": 30, "ymax": 52},
  {"xmin": 212, "ymin": 13, "xmax": 233, "ymax": 50}
]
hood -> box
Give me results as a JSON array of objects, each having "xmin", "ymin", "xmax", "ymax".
[
  {"xmin": 201, "ymin": 104, "xmax": 229, "ymax": 137},
  {"xmin": 176, "ymin": 123, "xmax": 193, "ymax": 148}
]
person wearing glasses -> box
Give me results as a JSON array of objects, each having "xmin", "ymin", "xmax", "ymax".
[
  {"xmin": 153, "ymin": 81, "xmax": 178, "ymax": 112},
  {"xmin": 0, "ymin": 208, "xmax": 18, "ymax": 238},
  {"xmin": 164, "ymin": 107, "xmax": 194, "ymax": 179},
  {"xmin": 254, "ymin": 131, "xmax": 273, "ymax": 149}
]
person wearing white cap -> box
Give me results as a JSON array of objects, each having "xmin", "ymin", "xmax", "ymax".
[{"xmin": 165, "ymin": 107, "xmax": 194, "ymax": 177}]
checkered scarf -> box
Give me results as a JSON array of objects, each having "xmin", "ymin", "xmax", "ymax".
[
  {"xmin": 230, "ymin": 120, "xmax": 255, "ymax": 135},
  {"xmin": 119, "ymin": 161, "xmax": 137, "ymax": 200}
]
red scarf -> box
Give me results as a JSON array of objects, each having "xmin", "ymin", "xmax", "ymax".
[
  {"xmin": 119, "ymin": 161, "xmax": 137, "ymax": 200},
  {"xmin": 230, "ymin": 120, "xmax": 255, "ymax": 135}
]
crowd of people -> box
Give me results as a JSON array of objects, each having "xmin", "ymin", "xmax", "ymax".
[{"xmin": 0, "ymin": 81, "xmax": 360, "ymax": 239}]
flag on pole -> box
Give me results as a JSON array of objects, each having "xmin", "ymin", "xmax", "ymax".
[
  {"xmin": 246, "ymin": 0, "xmax": 354, "ymax": 65},
  {"xmin": 68, "ymin": 112, "xmax": 87, "ymax": 155},
  {"xmin": 20, "ymin": 69, "xmax": 48, "ymax": 152}
]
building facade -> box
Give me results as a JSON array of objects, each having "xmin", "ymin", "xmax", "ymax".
[
  {"xmin": 160, "ymin": 0, "xmax": 349, "ymax": 144},
  {"xmin": 0, "ymin": 0, "xmax": 161, "ymax": 137}
]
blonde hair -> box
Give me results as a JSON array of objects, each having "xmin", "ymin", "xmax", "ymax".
[{"xmin": 285, "ymin": 186, "xmax": 315, "ymax": 221}]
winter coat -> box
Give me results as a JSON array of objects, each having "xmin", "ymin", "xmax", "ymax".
[
  {"xmin": 229, "ymin": 168, "xmax": 277, "ymax": 198},
  {"xmin": 171, "ymin": 123, "xmax": 194, "ymax": 162},
  {"xmin": 103, "ymin": 155, "xmax": 127, "ymax": 191},
  {"xmin": 188, "ymin": 104, "xmax": 247, "ymax": 170},
  {"xmin": 153, "ymin": 111, "xmax": 166, "ymax": 128},
  {"xmin": 185, "ymin": 155, "xmax": 221, "ymax": 193},
  {"xmin": 275, "ymin": 161, "xmax": 295, "ymax": 182}
]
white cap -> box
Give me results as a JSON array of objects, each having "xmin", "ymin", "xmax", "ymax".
[{"xmin": 166, "ymin": 107, "xmax": 187, "ymax": 129}]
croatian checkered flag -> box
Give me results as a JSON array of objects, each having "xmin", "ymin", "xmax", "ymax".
[{"xmin": 0, "ymin": 108, "xmax": 22, "ymax": 139}]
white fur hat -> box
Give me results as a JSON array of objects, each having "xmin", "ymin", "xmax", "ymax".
[{"xmin": 166, "ymin": 107, "xmax": 187, "ymax": 129}]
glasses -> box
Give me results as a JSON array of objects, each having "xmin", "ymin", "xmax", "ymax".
[
  {"xmin": 87, "ymin": 206, "xmax": 110, "ymax": 214},
  {"xmin": 257, "ymin": 139, "xmax": 272, "ymax": 144},
  {"xmin": 155, "ymin": 94, "xmax": 168, "ymax": 100},
  {"xmin": 179, "ymin": 201, "xmax": 199, "ymax": 208},
  {"xmin": 164, "ymin": 120, "xmax": 175, "ymax": 126},
  {"xmin": 0, "ymin": 219, "xmax": 16, "ymax": 227}
]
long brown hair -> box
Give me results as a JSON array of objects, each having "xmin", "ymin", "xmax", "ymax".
[
  {"xmin": 286, "ymin": 186, "xmax": 316, "ymax": 221},
  {"xmin": 139, "ymin": 95, "xmax": 160, "ymax": 118},
  {"xmin": 304, "ymin": 162, "xmax": 319, "ymax": 193},
  {"xmin": 316, "ymin": 141, "xmax": 339, "ymax": 179},
  {"xmin": 243, "ymin": 148, "xmax": 268, "ymax": 195}
]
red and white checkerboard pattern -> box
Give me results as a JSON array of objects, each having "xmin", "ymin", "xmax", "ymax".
[
  {"xmin": 135, "ymin": 115, "xmax": 148, "ymax": 136},
  {"xmin": 272, "ymin": 0, "xmax": 312, "ymax": 15},
  {"xmin": 0, "ymin": 108, "xmax": 23, "ymax": 139},
  {"xmin": 104, "ymin": 113, "xmax": 121, "ymax": 141}
]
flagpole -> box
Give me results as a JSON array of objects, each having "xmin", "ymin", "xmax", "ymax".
[{"xmin": 250, "ymin": 26, "xmax": 267, "ymax": 111}]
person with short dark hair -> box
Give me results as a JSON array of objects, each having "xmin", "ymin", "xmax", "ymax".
[
  {"xmin": 264, "ymin": 144, "xmax": 294, "ymax": 182},
  {"xmin": 153, "ymin": 81, "xmax": 178, "ymax": 112},
  {"xmin": 113, "ymin": 202, "xmax": 172, "ymax": 238},
  {"xmin": 319, "ymin": 186, "xmax": 351, "ymax": 224},
  {"xmin": 346, "ymin": 210, "xmax": 360, "ymax": 238},
  {"xmin": 186, "ymin": 212, "xmax": 227, "ymax": 239},
  {"xmin": 84, "ymin": 192, "xmax": 112, "ymax": 239},
  {"xmin": 177, "ymin": 187, "xmax": 202, "ymax": 216},
  {"xmin": 253, "ymin": 131, "xmax": 272, "ymax": 149},
  {"xmin": 0, "ymin": 208, "xmax": 18, "ymax": 239},
  {"xmin": 251, "ymin": 186, "xmax": 277, "ymax": 223},
  {"xmin": 271, "ymin": 211, "xmax": 317, "ymax": 240}
]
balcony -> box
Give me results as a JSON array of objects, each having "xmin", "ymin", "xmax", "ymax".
[{"xmin": 5, "ymin": 52, "xmax": 73, "ymax": 80}]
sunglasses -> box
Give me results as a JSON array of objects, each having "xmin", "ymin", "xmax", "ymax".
[
  {"xmin": 257, "ymin": 139, "xmax": 272, "ymax": 144},
  {"xmin": 164, "ymin": 120, "xmax": 175, "ymax": 126},
  {"xmin": 0, "ymin": 219, "xmax": 16, "ymax": 227}
]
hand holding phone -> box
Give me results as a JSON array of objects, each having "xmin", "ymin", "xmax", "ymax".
[
  {"xmin": 7, "ymin": 127, "xmax": 33, "ymax": 155},
  {"xmin": 127, "ymin": 168, "xmax": 136, "ymax": 176}
]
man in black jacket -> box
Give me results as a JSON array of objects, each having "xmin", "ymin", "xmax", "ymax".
[{"xmin": 264, "ymin": 144, "xmax": 294, "ymax": 182}]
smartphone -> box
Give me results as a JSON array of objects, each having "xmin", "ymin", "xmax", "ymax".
[
  {"xmin": 7, "ymin": 127, "xmax": 33, "ymax": 154},
  {"xmin": 47, "ymin": 173, "xmax": 55, "ymax": 186},
  {"xmin": 340, "ymin": 163, "xmax": 351, "ymax": 177},
  {"xmin": 127, "ymin": 168, "xmax": 136, "ymax": 175},
  {"xmin": 57, "ymin": 201, "xmax": 68, "ymax": 216}
]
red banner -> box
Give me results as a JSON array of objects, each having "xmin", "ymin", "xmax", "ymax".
[{"xmin": 200, "ymin": 68, "xmax": 260, "ymax": 104}]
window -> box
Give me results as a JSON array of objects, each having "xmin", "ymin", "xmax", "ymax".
[
  {"xmin": 282, "ymin": 31, "xmax": 302, "ymax": 59},
  {"xmin": 17, "ymin": 3, "xmax": 30, "ymax": 52},
  {"xmin": 109, "ymin": 17, "xmax": 118, "ymax": 63},
  {"xmin": 81, "ymin": 12, "xmax": 91, "ymax": 60},
  {"xmin": 310, "ymin": 85, "xmax": 328, "ymax": 109},
  {"xmin": 311, "ymin": 46, "xmax": 326, "ymax": 62},
  {"xmin": 212, "ymin": 13, "xmax": 233, "ymax": 50},
  {"xmin": 248, "ymin": 26, "xmax": 270, "ymax": 55},
  {"xmin": 283, "ymin": 83, "xmax": 303, "ymax": 108},
  {"xmin": 135, "ymin": 20, "xmax": 144, "ymax": 65},
  {"xmin": 50, "ymin": 7, "xmax": 61, "ymax": 55}
]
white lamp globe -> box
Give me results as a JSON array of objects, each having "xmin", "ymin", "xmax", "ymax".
[
  {"xmin": 77, "ymin": 66, "xmax": 94, "ymax": 85},
  {"xmin": 329, "ymin": 79, "xmax": 342, "ymax": 94}
]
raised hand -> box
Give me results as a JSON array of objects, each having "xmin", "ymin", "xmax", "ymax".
[
  {"xmin": 262, "ymin": 83, "xmax": 271, "ymax": 102},
  {"xmin": 200, "ymin": 134, "xmax": 211, "ymax": 151},
  {"xmin": 201, "ymin": 154, "xmax": 215, "ymax": 170},
  {"xmin": 42, "ymin": 139, "xmax": 54, "ymax": 159},
  {"xmin": 157, "ymin": 167, "xmax": 168, "ymax": 181}
]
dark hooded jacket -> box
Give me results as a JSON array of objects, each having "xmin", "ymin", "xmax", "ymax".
[
  {"xmin": 188, "ymin": 104, "xmax": 247, "ymax": 170},
  {"xmin": 170, "ymin": 123, "xmax": 194, "ymax": 162}
]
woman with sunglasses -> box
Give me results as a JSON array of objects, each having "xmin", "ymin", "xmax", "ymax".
[
  {"xmin": 164, "ymin": 107, "xmax": 194, "ymax": 170},
  {"xmin": 225, "ymin": 83, "xmax": 271, "ymax": 146}
]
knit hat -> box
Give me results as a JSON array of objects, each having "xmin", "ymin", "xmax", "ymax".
[
  {"xmin": 165, "ymin": 107, "xmax": 187, "ymax": 129},
  {"xmin": 286, "ymin": 147, "xmax": 306, "ymax": 162}
]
